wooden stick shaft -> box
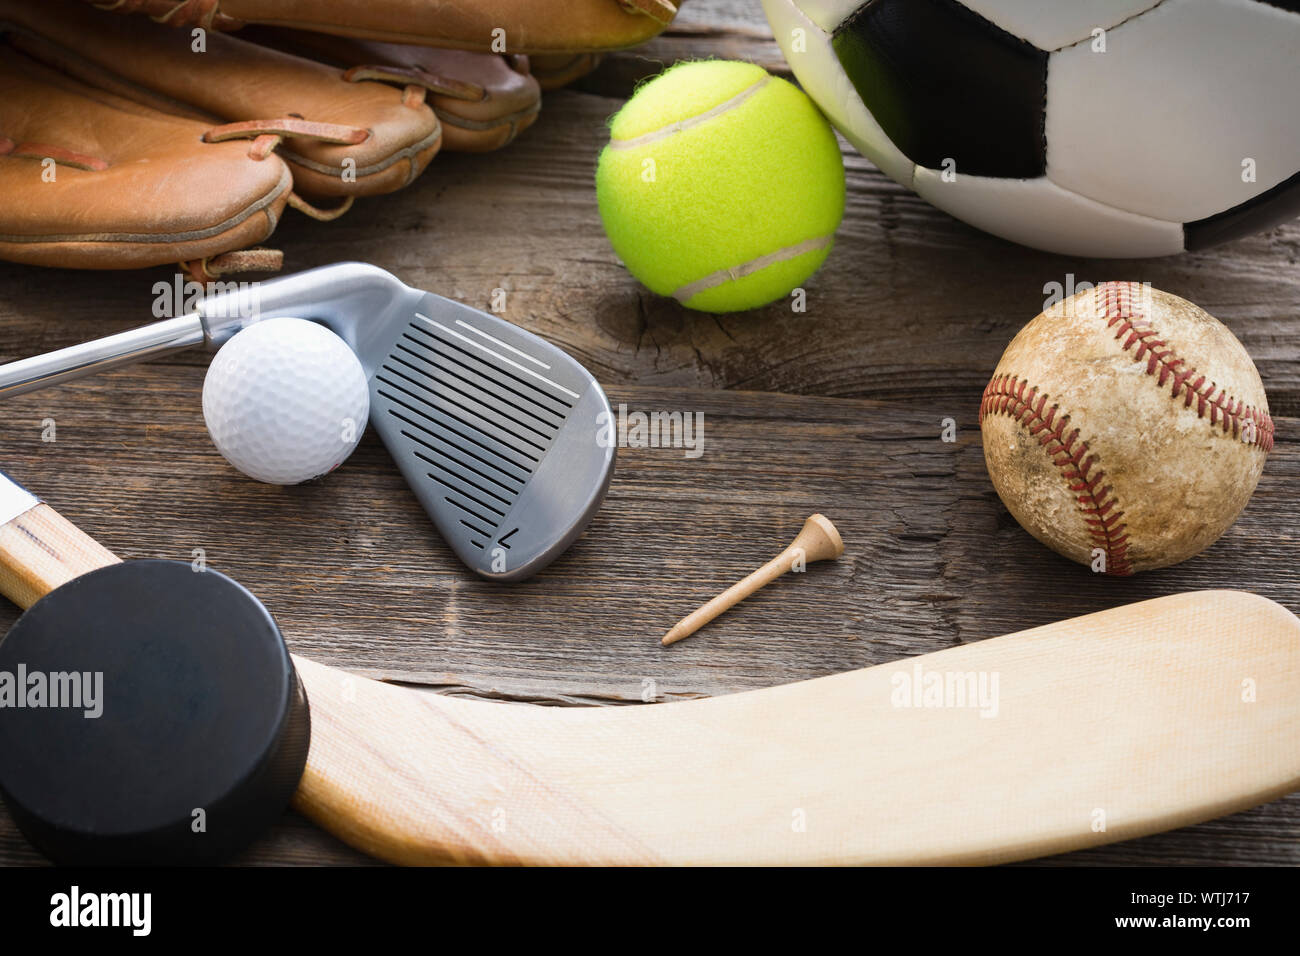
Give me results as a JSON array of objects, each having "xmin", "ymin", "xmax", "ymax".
[
  {"xmin": 294, "ymin": 591, "xmax": 1300, "ymax": 865},
  {"xmin": 0, "ymin": 502, "xmax": 120, "ymax": 610},
  {"xmin": 663, "ymin": 548, "xmax": 795, "ymax": 645}
]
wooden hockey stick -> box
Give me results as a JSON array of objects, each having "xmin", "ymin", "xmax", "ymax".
[{"xmin": 3, "ymin": 489, "xmax": 1299, "ymax": 865}]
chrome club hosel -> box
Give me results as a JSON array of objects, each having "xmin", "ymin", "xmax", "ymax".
[{"xmin": 197, "ymin": 263, "xmax": 421, "ymax": 378}]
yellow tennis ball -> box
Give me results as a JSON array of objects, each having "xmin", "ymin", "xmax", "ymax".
[{"xmin": 596, "ymin": 60, "xmax": 846, "ymax": 313}]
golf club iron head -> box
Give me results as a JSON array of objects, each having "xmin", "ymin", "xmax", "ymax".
[{"xmin": 0, "ymin": 264, "xmax": 616, "ymax": 581}]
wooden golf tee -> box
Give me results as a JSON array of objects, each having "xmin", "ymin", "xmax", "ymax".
[{"xmin": 662, "ymin": 514, "xmax": 844, "ymax": 646}]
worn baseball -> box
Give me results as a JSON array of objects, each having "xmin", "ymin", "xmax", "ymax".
[{"xmin": 980, "ymin": 282, "xmax": 1273, "ymax": 575}]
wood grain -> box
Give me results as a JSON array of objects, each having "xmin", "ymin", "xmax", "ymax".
[
  {"xmin": 0, "ymin": 0, "xmax": 1298, "ymax": 864},
  {"xmin": 0, "ymin": 369, "xmax": 1297, "ymax": 864},
  {"xmin": 0, "ymin": 503, "xmax": 120, "ymax": 611},
  {"xmin": 12, "ymin": 478, "xmax": 1288, "ymax": 865}
]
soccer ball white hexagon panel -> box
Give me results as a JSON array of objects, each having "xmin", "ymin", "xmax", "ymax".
[
  {"xmin": 762, "ymin": 0, "xmax": 1300, "ymax": 257},
  {"xmin": 1049, "ymin": 0, "xmax": 1300, "ymax": 223}
]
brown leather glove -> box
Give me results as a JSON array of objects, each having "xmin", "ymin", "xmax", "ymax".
[
  {"xmin": 0, "ymin": 0, "xmax": 544, "ymax": 277},
  {"xmin": 240, "ymin": 27, "xmax": 540, "ymax": 152},
  {"xmin": 529, "ymin": 53, "xmax": 606, "ymax": 92},
  {"xmin": 83, "ymin": 0, "xmax": 680, "ymax": 54},
  {"xmin": 0, "ymin": 50, "xmax": 295, "ymax": 277}
]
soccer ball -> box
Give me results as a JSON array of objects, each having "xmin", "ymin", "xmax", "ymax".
[{"xmin": 761, "ymin": 0, "xmax": 1300, "ymax": 257}]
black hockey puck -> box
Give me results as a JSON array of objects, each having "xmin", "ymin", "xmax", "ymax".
[{"xmin": 0, "ymin": 559, "xmax": 309, "ymax": 864}]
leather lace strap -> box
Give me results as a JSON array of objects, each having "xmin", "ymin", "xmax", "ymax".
[
  {"xmin": 181, "ymin": 247, "xmax": 284, "ymax": 283},
  {"xmin": 285, "ymin": 192, "xmax": 355, "ymax": 222},
  {"xmin": 204, "ymin": 118, "xmax": 370, "ymax": 162},
  {"xmin": 204, "ymin": 118, "xmax": 370, "ymax": 146},
  {"xmin": 343, "ymin": 65, "xmax": 483, "ymax": 103}
]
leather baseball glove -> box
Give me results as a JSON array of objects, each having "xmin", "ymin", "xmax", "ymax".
[
  {"xmin": 83, "ymin": 0, "xmax": 680, "ymax": 54},
  {"xmin": 0, "ymin": 0, "xmax": 579, "ymax": 278},
  {"xmin": 238, "ymin": 27, "xmax": 541, "ymax": 151}
]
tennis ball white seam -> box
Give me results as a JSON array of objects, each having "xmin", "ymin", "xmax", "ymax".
[
  {"xmin": 671, "ymin": 235, "xmax": 833, "ymax": 304},
  {"xmin": 606, "ymin": 75, "xmax": 772, "ymax": 150}
]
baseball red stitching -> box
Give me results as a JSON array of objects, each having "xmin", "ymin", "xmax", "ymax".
[
  {"xmin": 1096, "ymin": 282, "xmax": 1274, "ymax": 451},
  {"xmin": 980, "ymin": 375, "xmax": 1132, "ymax": 575},
  {"xmin": 982, "ymin": 284, "xmax": 1273, "ymax": 575}
]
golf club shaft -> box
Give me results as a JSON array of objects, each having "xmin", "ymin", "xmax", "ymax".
[
  {"xmin": 0, "ymin": 315, "xmax": 206, "ymax": 399},
  {"xmin": 0, "ymin": 265, "xmax": 417, "ymax": 401}
]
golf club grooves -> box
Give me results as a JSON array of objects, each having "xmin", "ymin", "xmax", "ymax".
[
  {"xmin": 393, "ymin": 347, "xmax": 558, "ymax": 435},
  {"xmin": 389, "ymin": 351, "xmax": 553, "ymax": 443},
  {"xmin": 410, "ymin": 318, "xmax": 576, "ymax": 411},
  {"xmin": 420, "ymin": 460, "xmax": 508, "ymax": 513},
  {"xmin": 391, "ymin": 417, "xmax": 525, "ymax": 494},
  {"xmin": 378, "ymin": 363, "xmax": 546, "ymax": 454},
  {"xmin": 397, "ymin": 335, "xmax": 567, "ymax": 425},
  {"xmin": 374, "ymin": 320, "xmax": 577, "ymax": 553}
]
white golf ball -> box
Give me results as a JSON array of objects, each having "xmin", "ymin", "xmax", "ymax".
[{"xmin": 202, "ymin": 318, "xmax": 370, "ymax": 485}]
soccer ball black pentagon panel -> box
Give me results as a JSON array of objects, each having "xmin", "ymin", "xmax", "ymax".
[{"xmin": 761, "ymin": 0, "xmax": 1300, "ymax": 257}]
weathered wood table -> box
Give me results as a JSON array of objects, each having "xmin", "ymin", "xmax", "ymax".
[{"xmin": 0, "ymin": 1, "xmax": 1296, "ymax": 865}]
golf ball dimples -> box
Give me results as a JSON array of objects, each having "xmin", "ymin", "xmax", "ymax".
[{"xmin": 203, "ymin": 318, "xmax": 370, "ymax": 485}]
